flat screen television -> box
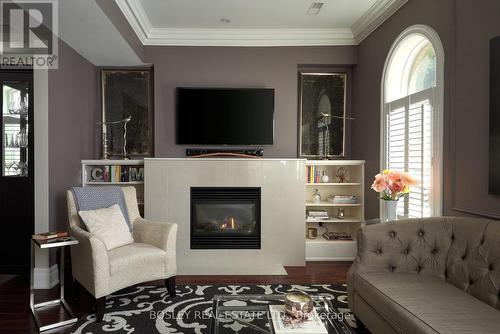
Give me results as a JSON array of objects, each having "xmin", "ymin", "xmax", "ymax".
[{"xmin": 176, "ymin": 88, "xmax": 275, "ymax": 145}]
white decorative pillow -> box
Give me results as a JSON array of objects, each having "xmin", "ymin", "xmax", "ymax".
[{"xmin": 79, "ymin": 204, "xmax": 134, "ymax": 251}]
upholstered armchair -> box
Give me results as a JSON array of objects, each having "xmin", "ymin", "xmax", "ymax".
[{"xmin": 66, "ymin": 186, "xmax": 177, "ymax": 321}]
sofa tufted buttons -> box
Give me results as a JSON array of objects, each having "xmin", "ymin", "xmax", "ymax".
[
  {"xmin": 418, "ymin": 230, "xmax": 425, "ymax": 237},
  {"xmin": 462, "ymin": 254, "xmax": 467, "ymax": 260},
  {"xmin": 451, "ymin": 234, "xmax": 455, "ymax": 241},
  {"xmin": 431, "ymin": 248, "xmax": 439, "ymax": 255},
  {"xmin": 490, "ymin": 265, "xmax": 494, "ymax": 271},
  {"xmin": 417, "ymin": 265, "xmax": 422, "ymax": 273},
  {"xmin": 403, "ymin": 248, "xmax": 410, "ymax": 255},
  {"xmin": 375, "ymin": 248, "xmax": 382, "ymax": 255},
  {"xmin": 389, "ymin": 265, "xmax": 396, "ymax": 272},
  {"xmin": 389, "ymin": 231, "xmax": 396, "ymax": 238},
  {"xmin": 469, "ymin": 279, "xmax": 474, "ymax": 286}
]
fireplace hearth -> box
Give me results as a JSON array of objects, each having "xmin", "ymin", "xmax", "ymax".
[{"xmin": 190, "ymin": 187, "xmax": 261, "ymax": 249}]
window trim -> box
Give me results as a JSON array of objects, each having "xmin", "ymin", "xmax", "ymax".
[{"xmin": 380, "ymin": 25, "xmax": 444, "ymax": 219}]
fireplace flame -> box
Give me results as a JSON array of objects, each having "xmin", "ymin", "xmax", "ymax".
[{"xmin": 221, "ymin": 217, "xmax": 237, "ymax": 230}]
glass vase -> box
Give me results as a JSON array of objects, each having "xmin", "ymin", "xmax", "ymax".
[{"xmin": 384, "ymin": 200, "xmax": 398, "ymax": 222}]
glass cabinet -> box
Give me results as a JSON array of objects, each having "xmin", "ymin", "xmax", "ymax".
[{"xmin": 2, "ymin": 79, "xmax": 30, "ymax": 177}]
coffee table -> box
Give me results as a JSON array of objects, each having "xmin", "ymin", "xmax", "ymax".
[{"xmin": 209, "ymin": 294, "xmax": 355, "ymax": 334}]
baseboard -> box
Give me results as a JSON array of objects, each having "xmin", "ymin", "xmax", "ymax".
[{"xmin": 34, "ymin": 264, "xmax": 59, "ymax": 289}]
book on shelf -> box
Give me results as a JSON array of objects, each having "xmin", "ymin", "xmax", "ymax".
[
  {"xmin": 33, "ymin": 231, "xmax": 68, "ymax": 240},
  {"xmin": 306, "ymin": 166, "xmax": 321, "ymax": 183},
  {"xmin": 307, "ymin": 210, "xmax": 329, "ymax": 219},
  {"xmin": 103, "ymin": 166, "xmax": 110, "ymax": 182},
  {"xmin": 328, "ymin": 195, "xmax": 358, "ymax": 204},
  {"xmin": 322, "ymin": 231, "xmax": 352, "ymax": 241},
  {"xmin": 120, "ymin": 166, "xmax": 129, "ymax": 182},
  {"xmin": 269, "ymin": 305, "xmax": 328, "ymax": 334}
]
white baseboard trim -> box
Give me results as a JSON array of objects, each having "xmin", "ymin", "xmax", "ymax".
[{"xmin": 34, "ymin": 264, "xmax": 59, "ymax": 289}]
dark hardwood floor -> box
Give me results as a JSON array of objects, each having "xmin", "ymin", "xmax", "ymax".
[{"xmin": 0, "ymin": 261, "xmax": 352, "ymax": 334}]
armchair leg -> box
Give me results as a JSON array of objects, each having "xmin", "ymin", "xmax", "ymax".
[
  {"xmin": 95, "ymin": 297, "xmax": 106, "ymax": 322},
  {"xmin": 165, "ymin": 276, "xmax": 176, "ymax": 297}
]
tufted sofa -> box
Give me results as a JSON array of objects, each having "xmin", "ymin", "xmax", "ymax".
[{"xmin": 347, "ymin": 217, "xmax": 500, "ymax": 334}]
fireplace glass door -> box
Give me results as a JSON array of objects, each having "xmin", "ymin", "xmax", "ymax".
[{"xmin": 191, "ymin": 187, "xmax": 261, "ymax": 249}]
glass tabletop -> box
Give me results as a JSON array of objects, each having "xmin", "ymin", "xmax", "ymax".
[{"xmin": 209, "ymin": 294, "xmax": 355, "ymax": 334}]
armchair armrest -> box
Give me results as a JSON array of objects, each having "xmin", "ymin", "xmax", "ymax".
[
  {"xmin": 70, "ymin": 225, "xmax": 110, "ymax": 298},
  {"xmin": 133, "ymin": 218, "xmax": 177, "ymax": 254}
]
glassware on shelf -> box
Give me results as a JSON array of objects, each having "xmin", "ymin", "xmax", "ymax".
[
  {"xmin": 5, "ymin": 161, "xmax": 14, "ymax": 170},
  {"xmin": 18, "ymin": 161, "xmax": 28, "ymax": 176},
  {"xmin": 8, "ymin": 96, "xmax": 28, "ymax": 117},
  {"xmin": 2, "ymin": 83, "xmax": 30, "ymax": 177},
  {"xmin": 3, "ymin": 161, "xmax": 28, "ymax": 176},
  {"xmin": 18, "ymin": 129, "xmax": 27, "ymax": 147}
]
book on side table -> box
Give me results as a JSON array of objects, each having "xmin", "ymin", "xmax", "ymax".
[
  {"xmin": 32, "ymin": 231, "xmax": 68, "ymax": 240},
  {"xmin": 269, "ymin": 305, "xmax": 328, "ymax": 334}
]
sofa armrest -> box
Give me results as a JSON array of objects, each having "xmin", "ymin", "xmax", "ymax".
[
  {"xmin": 70, "ymin": 225, "xmax": 110, "ymax": 298},
  {"xmin": 133, "ymin": 218, "xmax": 177, "ymax": 254}
]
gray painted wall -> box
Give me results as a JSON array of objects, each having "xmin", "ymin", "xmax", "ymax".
[
  {"xmin": 144, "ymin": 46, "xmax": 357, "ymax": 158},
  {"xmin": 46, "ymin": 0, "xmax": 500, "ymax": 230},
  {"xmin": 351, "ymin": 0, "xmax": 500, "ymax": 219},
  {"xmin": 48, "ymin": 39, "xmax": 99, "ymax": 231}
]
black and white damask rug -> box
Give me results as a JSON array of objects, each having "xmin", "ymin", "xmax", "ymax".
[{"xmin": 71, "ymin": 284, "xmax": 362, "ymax": 334}]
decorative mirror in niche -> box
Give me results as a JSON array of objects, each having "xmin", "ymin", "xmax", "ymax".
[
  {"xmin": 100, "ymin": 68, "xmax": 154, "ymax": 159},
  {"xmin": 298, "ymin": 72, "xmax": 347, "ymax": 159}
]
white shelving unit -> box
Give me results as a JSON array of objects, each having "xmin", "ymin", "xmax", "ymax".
[
  {"xmin": 81, "ymin": 159, "xmax": 145, "ymax": 210},
  {"xmin": 305, "ymin": 160, "xmax": 365, "ymax": 261}
]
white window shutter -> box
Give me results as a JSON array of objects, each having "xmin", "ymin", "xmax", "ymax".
[{"xmin": 384, "ymin": 87, "xmax": 436, "ymax": 218}]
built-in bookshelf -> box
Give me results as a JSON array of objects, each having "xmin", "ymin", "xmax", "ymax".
[
  {"xmin": 305, "ymin": 160, "xmax": 365, "ymax": 261},
  {"xmin": 81, "ymin": 159, "xmax": 144, "ymax": 210}
]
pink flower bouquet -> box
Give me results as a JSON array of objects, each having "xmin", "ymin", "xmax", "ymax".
[{"xmin": 371, "ymin": 170, "xmax": 418, "ymax": 201}]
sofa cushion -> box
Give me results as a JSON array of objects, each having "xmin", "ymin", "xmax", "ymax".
[
  {"xmin": 108, "ymin": 243, "xmax": 166, "ymax": 292},
  {"xmin": 353, "ymin": 272, "xmax": 500, "ymax": 334}
]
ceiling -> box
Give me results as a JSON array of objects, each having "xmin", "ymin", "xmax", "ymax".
[
  {"xmin": 58, "ymin": 0, "xmax": 143, "ymax": 65},
  {"xmin": 141, "ymin": 0, "xmax": 375, "ymax": 29},
  {"xmin": 116, "ymin": 0, "xmax": 408, "ymax": 46}
]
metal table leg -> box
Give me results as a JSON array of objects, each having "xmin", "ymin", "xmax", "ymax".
[{"xmin": 30, "ymin": 241, "xmax": 78, "ymax": 332}]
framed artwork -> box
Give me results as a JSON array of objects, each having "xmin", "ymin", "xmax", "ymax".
[
  {"xmin": 100, "ymin": 68, "xmax": 154, "ymax": 158},
  {"xmin": 298, "ymin": 72, "xmax": 347, "ymax": 159}
]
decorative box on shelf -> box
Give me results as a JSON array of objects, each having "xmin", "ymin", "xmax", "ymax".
[
  {"xmin": 305, "ymin": 160, "xmax": 365, "ymax": 261},
  {"xmin": 81, "ymin": 159, "xmax": 145, "ymax": 212}
]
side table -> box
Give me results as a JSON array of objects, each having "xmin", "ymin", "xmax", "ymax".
[{"xmin": 30, "ymin": 237, "xmax": 79, "ymax": 331}]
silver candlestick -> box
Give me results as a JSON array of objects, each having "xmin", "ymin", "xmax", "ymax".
[{"xmin": 97, "ymin": 115, "xmax": 132, "ymax": 159}]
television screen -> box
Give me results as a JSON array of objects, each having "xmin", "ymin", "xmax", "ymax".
[{"xmin": 176, "ymin": 88, "xmax": 274, "ymax": 145}]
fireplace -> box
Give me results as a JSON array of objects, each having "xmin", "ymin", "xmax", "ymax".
[{"xmin": 190, "ymin": 187, "xmax": 261, "ymax": 249}]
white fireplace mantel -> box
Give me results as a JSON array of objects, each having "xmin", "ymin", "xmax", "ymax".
[{"xmin": 144, "ymin": 158, "xmax": 306, "ymax": 275}]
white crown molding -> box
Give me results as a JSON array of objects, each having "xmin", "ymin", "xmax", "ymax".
[
  {"xmin": 115, "ymin": 0, "xmax": 150, "ymax": 44},
  {"xmin": 146, "ymin": 28, "xmax": 356, "ymax": 46},
  {"xmin": 352, "ymin": 0, "xmax": 408, "ymax": 44},
  {"xmin": 116, "ymin": 0, "xmax": 407, "ymax": 47}
]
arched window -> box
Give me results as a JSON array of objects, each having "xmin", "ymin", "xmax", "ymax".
[{"xmin": 381, "ymin": 25, "xmax": 444, "ymax": 218}]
